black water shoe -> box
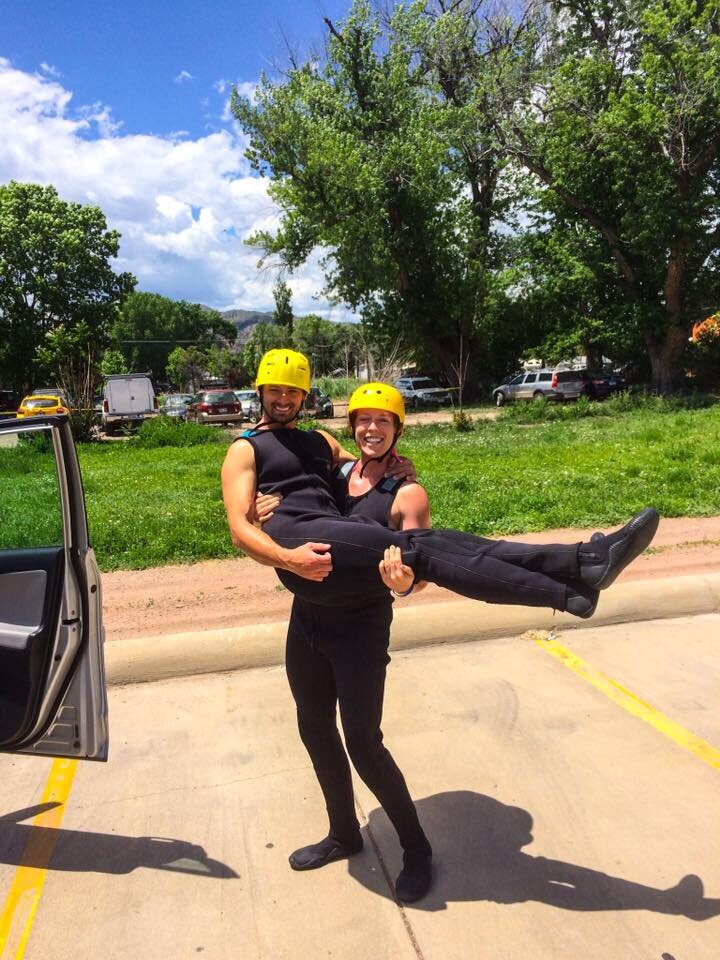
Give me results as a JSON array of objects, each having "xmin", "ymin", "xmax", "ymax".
[
  {"xmin": 564, "ymin": 581, "xmax": 599, "ymax": 619},
  {"xmin": 579, "ymin": 507, "xmax": 659, "ymax": 591},
  {"xmin": 395, "ymin": 854, "xmax": 433, "ymax": 903},
  {"xmin": 289, "ymin": 834, "xmax": 363, "ymax": 871}
]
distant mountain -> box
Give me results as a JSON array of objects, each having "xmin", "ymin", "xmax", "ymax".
[{"xmin": 220, "ymin": 308, "xmax": 273, "ymax": 339}]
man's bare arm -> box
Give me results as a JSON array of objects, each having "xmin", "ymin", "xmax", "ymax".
[
  {"xmin": 317, "ymin": 429, "xmax": 355, "ymax": 466},
  {"xmin": 221, "ymin": 440, "xmax": 332, "ymax": 581}
]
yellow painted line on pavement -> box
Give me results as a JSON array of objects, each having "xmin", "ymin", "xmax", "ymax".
[
  {"xmin": 0, "ymin": 758, "xmax": 78, "ymax": 960},
  {"xmin": 532, "ymin": 634, "xmax": 720, "ymax": 771}
]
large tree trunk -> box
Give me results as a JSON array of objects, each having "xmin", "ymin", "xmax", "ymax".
[{"xmin": 646, "ymin": 325, "xmax": 689, "ymax": 394}]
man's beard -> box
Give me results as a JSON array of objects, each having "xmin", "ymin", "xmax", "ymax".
[{"xmin": 261, "ymin": 397, "xmax": 303, "ymax": 424}]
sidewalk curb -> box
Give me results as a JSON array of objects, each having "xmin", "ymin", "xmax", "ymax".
[{"xmin": 105, "ymin": 572, "xmax": 720, "ymax": 686}]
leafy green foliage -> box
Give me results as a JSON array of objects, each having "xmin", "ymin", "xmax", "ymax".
[
  {"xmin": 131, "ymin": 416, "xmax": 227, "ymax": 448},
  {"xmin": 0, "ymin": 181, "xmax": 135, "ymax": 406},
  {"xmin": 272, "ymin": 279, "xmax": 294, "ymax": 332},
  {"xmin": 232, "ymin": 0, "xmax": 517, "ymax": 387},
  {"xmin": 495, "ymin": 0, "xmax": 720, "ymax": 391},
  {"xmin": 112, "ymin": 292, "xmax": 237, "ymax": 381}
]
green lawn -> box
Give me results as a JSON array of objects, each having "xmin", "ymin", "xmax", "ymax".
[{"xmin": 3, "ymin": 401, "xmax": 720, "ymax": 571}]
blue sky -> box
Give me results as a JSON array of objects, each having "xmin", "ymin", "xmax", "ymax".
[{"xmin": 1, "ymin": 0, "xmax": 355, "ymax": 316}]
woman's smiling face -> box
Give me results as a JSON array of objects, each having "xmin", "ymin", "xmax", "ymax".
[{"xmin": 353, "ymin": 408, "xmax": 397, "ymax": 459}]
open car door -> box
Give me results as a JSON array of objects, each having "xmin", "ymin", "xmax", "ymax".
[{"xmin": 0, "ymin": 415, "xmax": 108, "ymax": 760}]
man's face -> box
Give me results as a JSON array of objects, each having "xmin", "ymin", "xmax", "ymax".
[{"xmin": 261, "ymin": 384, "xmax": 305, "ymax": 423}]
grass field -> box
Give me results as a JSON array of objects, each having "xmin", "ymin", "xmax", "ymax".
[{"xmin": 3, "ymin": 399, "xmax": 720, "ymax": 571}]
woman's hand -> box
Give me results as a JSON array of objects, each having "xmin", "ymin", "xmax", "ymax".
[
  {"xmin": 384, "ymin": 452, "xmax": 417, "ymax": 483},
  {"xmin": 379, "ymin": 545, "xmax": 415, "ymax": 595},
  {"xmin": 249, "ymin": 491, "xmax": 282, "ymax": 525}
]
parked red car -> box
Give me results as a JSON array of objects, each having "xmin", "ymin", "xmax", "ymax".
[{"xmin": 185, "ymin": 390, "xmax": 244, "ymax": 426}]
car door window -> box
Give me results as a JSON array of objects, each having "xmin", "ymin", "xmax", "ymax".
[
  {"xmin": 0, "ymin": 419, "xmax": 107, "ymax": 759},
  {"xmin": 524, "ymin": 374, "xmax": 537, "ymax": 384}
]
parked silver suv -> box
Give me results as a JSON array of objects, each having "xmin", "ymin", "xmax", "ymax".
[
  {"xmin": 394, "ymin": 376, "xmax": 453, "ymax": 409},
  {"xmin": 492, "ymin": 368, "xmax": 594, "ymax": 406}
]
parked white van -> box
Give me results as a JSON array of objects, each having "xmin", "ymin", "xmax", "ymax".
[{"xmin": 102, "ymin": 373, "xmax": 158, "ymax": 434}]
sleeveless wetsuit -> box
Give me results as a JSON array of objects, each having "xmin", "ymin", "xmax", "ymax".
[
  {"xmin": 281, "ymin": 455, "xmax": 429, "ymax": 858},
  {"xmin": 240, "ymin": 428, "xmax": 580, "ymax": 612}
]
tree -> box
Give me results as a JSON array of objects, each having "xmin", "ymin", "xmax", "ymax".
[
  {"xmin": 492, "ymin": 0, "xmax": 720, "ymax": 392},
  {"xmin": 232, "ymin": 0, "xmax": 516, "ymax": 387},
  {"xmin": 0, "ymin": 181, "xmax": 135, "ymax": 395},
  {"xmin": 112, "ymin": 292, "xmax": 237, "ymax": 381},
  {"xmin": 206, "ymin": 346, "xmax": 247, "ymax": 386},
  {"xmin": 166, "ymin": 346, "xmax": 210, "ymax": 393},
  {"xmin": 272, "ymin": 279, "xmax": 294, "ymax": 333},
  {"xmin": 241, "ymin": 321, "xmax": 292, "ymax": 380},
  {"xmin": 292, "ymin": 314, "xmax": 342, "ymax": 375},
  {"xmin": 100, "ymin": 349, "xmax": 129, "ymax": 377}
]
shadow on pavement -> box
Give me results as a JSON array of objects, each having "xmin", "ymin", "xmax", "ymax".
[
  {"xmin": 0, "ymin": 803, "xmax": 238, "ymax": 878},
  {"xmin": 350, "ymin": 791, "xmax": 719, "ymax": 919}
]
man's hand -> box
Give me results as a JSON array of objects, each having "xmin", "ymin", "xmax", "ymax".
[
  {"xmin": 282, "ymin": 543, "xmax": 333, "ymax": 581},
  {"xmin": 379, "ymin": 545, "xmax": 414, "ymax": 594},
  {"xmin": 385, "ymin": 454, "xmax": 417, "ymax": 483},
  {"xmin": 251, "ymin": 491, "xmax": 282, "ymax": 525}
]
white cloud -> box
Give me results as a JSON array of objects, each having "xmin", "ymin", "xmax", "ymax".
[
  {"xmin": 0, "ymin": 58, "xmax": 353, "ymax": 318},
  {"xmin": 174, "ymin": 70, "xmax": 195, "ymax": 84},
  {"xmin": 39, "ymin": 61, "xmax": 62, "ymax": 78}
]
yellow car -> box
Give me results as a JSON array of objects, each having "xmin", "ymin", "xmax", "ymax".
[{"xmin": 16, "ymin": 394, "xmax": 69, "ymax": 418}]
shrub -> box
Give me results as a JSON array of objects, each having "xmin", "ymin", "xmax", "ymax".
[
  {"xmin": 313, "ymin": 376, "xmax": 362, "ymax": 399},
  {"xmin": 131, "ymin": 416, "xmax": 225, "ymax": 448},
  {"xmin": 452, "ymin": 409, "xmax": 475, "ymax": 432}
]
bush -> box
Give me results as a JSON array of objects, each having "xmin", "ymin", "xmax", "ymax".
[
  {"xmin": 499, "ymin": 390, "xmax": 719, "ymax": 424},
  {"xmin": 313, "ymin": 376, "xmax": 362, "ymax": 399},
  {"xmin": 452, "ymin": 409, "xmax": 475, "ymax": 432},
  {"xmin": 131, "ymin": 416, "xmax": 225, "ymax": 448}
]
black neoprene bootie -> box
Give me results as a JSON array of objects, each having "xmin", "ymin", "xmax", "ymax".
[
  {"xmin": 564, "ymin": 581, "xmax": 599, "ymax": 619},
  {"xmin": 578, "ymin": 507, "xmax": 659, "ymax": 590},
  {"xmin": 395, "ymin": 853, "xmax": 433, "ymax": 903},
  {"xmin": 288, "ymin": 834, "xmax": 363, "ymax": 871}
]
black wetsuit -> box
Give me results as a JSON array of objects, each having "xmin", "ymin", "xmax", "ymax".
[
  {"xmin": 240, "ymin": 427, "xmax": 580, "ymax": 859},
  {"xmin": 242, "ymin": 427, "xmax": 581, "ymax": 611},
  {"xmin": 284, "ymin": 459, "xmax": 430, "ymax": 858}
]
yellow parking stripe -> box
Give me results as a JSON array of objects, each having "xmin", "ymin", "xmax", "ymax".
[
  {"xmin": 532, "ymin": 634, "xmax": 720, "ymax": 771},
  {"xmin": 0, "ymin": 759, "xmax": 78, "ymax": 959}
]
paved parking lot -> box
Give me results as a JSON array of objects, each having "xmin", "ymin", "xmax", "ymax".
[{"xmin": 1, "ymin": 614, "xmax": 719, "ymax": 959}]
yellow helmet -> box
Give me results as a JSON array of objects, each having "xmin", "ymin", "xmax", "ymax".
[
  {"xmin": 255, "ymin": 348, "xmax": 311, "ymax": 393},
  {"xmin": 347, "ymin": 382, "xmax": 405, "ymax": 426}
]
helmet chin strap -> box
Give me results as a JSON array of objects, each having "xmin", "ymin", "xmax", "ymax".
[{"xmin": 357, "ymin": 430, "xmax": 401, "ymax": 477}]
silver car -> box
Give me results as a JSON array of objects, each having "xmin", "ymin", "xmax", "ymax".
[
  {"xmin": 234, "ymin": 389, "xmax": 262, "ymax": 421},
  {"xmin": 394, "ymin": 377, "xmax": 453, "ymax": 409},
  {"xmin": 492, "ymin": 369, "xmax": 594, "ymax": 406},
  {"xmin": 0, "ymin": 414, "xmax": 108, "ymax": 760}
]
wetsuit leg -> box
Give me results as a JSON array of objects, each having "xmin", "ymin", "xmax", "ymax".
[
  {"xmin": 285, "ymin": 601, "xmax": 360, "ymax": 844},
  {"xmin": 273, "ymin": 518, "xmax": 576, "ymax": 610},
  {"xmin": 327, "ymin": 607, "xmax": 431, "ymax": 861},
  {"xmin": 286, "ymin": 598, "xmax": 430, "ymax": 859}
]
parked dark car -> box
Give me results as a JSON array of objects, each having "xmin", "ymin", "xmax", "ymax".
[
  {"xmin": 394, "ymin": 377, "xmax": 453, "ymax": 409},
  {"xmin": 185, "ymin": 390, "xmax": 244, "ymax": 426},
  {"xmin": 302, "ymin": 386, "xmax": 335, "ymax": 419},
  {"xmin": 0, "ymin": 389, "xmax": 19, "ymax": 419},
  {"xmin": 589, "ymin": 371, "xmax": 628, "ymax": 398}
]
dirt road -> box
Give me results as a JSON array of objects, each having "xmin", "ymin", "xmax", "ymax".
[{"xmin": 101, "ymin": 516, "xmax": 720, "ymax": 641}]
